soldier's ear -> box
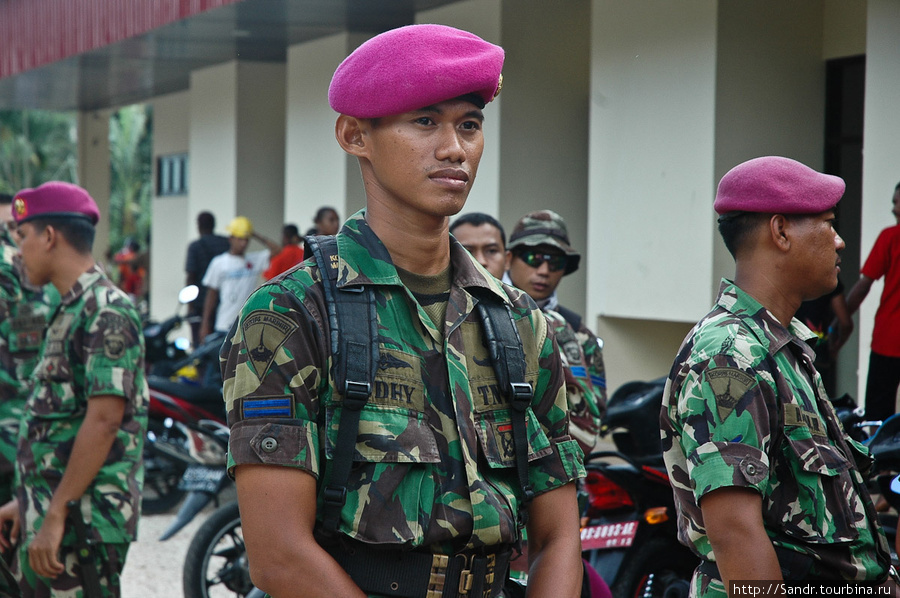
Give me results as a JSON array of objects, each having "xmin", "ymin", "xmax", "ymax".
[
  {"xmin": 768, "ymin": 214, "xmax": 791, "ymax": 252},
  {"xmin": 335, "ymin": 115, "xmax": 369, "ymax": 159}
]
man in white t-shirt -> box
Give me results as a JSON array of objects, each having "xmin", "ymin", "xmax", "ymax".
[{"xmin": 199, "ymin": 216, "xmax": 271, "ymax": 340}]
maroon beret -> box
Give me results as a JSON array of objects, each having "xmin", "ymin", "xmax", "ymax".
[
  {"xmin": 714, "ymin": 156, "xmax": 845, "ymax": 215},
  {"xmin": 13, "ymin": 182, "xmax": 100, "ymax": 225},
  {"xmin": 329, "ymin": 24, "xmax": 504, "ymax": 118}
]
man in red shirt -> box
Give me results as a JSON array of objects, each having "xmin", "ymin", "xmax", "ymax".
[
  {"xmin": 846, "ymin": 182, "xmax": 900, "ymax": 421},
  {"xmin": 263, "ymin": 224, "xmax": 304, "ymax": 280}
]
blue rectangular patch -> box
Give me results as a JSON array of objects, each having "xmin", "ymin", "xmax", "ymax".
[
  {"xmin": 241, "ymin": 396, "xmax": 294, "ymax": 419},
  {"xmin": 569, "ymin": 366, "xmax": 587, "ymax": 378},
  {"xmin": 590, "ymin": 374, "xmax": 606, "ymax": 388}
]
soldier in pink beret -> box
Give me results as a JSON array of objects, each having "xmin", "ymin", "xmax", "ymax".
[
  {"xmin": 226, "ymin": 24, "xmax": 585, "ymax": 598},
  {"xmin": 661, "ymin": 157, "xmax": 897, "ymax": 596},
  {"xmin": 0, "ymin": 181, "xmax": 147, "ymax": 597}
]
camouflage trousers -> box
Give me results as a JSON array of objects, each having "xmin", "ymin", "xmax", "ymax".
[{"xmin": 12, "ymin": 542, "xmax": 128, "ymax": 598}]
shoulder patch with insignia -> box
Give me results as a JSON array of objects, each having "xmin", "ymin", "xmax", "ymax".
[
  {"xmin": 706, "ymin": 367, "xmax": 756, "ymax": 421},
  {"xmin": 242, "ymin": 310, "xmax": 298, "ymax": 378}
]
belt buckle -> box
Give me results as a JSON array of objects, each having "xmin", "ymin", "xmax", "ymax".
[{"xmin": 458, "ymin": 553, "xmax": 497, "ymax": 598}]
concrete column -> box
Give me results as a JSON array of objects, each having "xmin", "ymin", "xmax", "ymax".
[
  {"xmin": 285, "ymin": 33, "xmax": 353, "ymax": 231},
  {"xmin": 499, "ymin": 0, "xmax": 591, "ymax": 318},
  {"xmin": 149, "ymin": 91, "xmax": 190, "ymax": 321},
  {"xmin": 188, "ymin": 60, "xmax": 286, "ymax": 253},
  {"xmin": 858, "ymin": 0, "xmax": 900, "ymax": 402},
  {"xmin": 77, "ymin": 109, "xmax": 112, "ymax": 264}
]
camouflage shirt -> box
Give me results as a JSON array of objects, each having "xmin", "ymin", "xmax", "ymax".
[
  {"xmin": 223, "ymin": 210, "xmax": 584, "ymax": 554},
  {"xmin": 16, "ymin": 265, "xmax": 148, "ymax": 546},
  {"xmin": 661, "ymin": 280, "xmax": 890, "ymax": 597},
  {"xmin": 543, "ymin": 309, "xmax": 607, "ymax": 454},
  {"xmin": 0, "ymin": 229, "xmax": 60, "ymax": 485}
]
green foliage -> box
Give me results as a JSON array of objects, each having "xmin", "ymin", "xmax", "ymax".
[
  {"xmin": 108, "ymin": 104, "xmax": 153, "ymax": 255},
  {"xmin": 0, "ymin": 110, "xmax": 78, "ymax": 194}
]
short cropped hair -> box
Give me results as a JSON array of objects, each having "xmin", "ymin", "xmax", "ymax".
[
  {"xmin": 29, "ymin": 216, "xmax": 95, "ymax": 255},
  {"xmin": 284, "ymin": 224, "xmax": 299, "ymax": 239},
  {"xmin": 449, "ymin": 212, "xmax": 506, "ymax": 249},
  {"xmin": 717, "ymin": 211, "xmax": 770, "ymax": 259},
  {"xmin": 197, "ymin": 211, "xmax": 215, "ymax": 233}
]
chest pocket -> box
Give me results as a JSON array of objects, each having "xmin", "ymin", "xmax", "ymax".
[
  {"xmin": 323, "ymin": 348, "xmax": 439, "ymax": 463},
  {"xmin": 9, "ymin": 307, "xmax": 48, "ymax": 354},
  {"xmin": 28, "ymin": 313, "xmax": 80, "ymax": 419},
  {"xmin": 779, "ymin": 423, "xmax": 859, "ymax": 544},
  {"xmin": 461, "ymin": 319, "xmax": 552, "ymax": 468}
]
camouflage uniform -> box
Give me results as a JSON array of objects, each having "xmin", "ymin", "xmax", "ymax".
[
  {"xmin": 661, "ymin": 280, "xmax": 891, "ymax": 598},
  {"xmin": 0, "ymin": 228, "xmax": 23, "ymax": 505},
  {"xmin": 543, "ymin": 309, "xmax": 606, "ymax": 455},
  {"xmin": 223, "ymin": 211, "xmax": 584, "ymax": 563},
  {"xmin": 15, "ymin": 265, "xmax": 147, "ymax": 598},
  {"xmin": 0, "ymin": 227, "xmax": 60, "ymax": 506}
]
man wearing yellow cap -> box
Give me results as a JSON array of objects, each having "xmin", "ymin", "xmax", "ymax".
[
  {"xmin": 222, "ymin": 24, "xmax": 584, "ymax": 598},
  {"xmin": 199, "ymin": 216, "xmax": 272, "ymax": 341}
]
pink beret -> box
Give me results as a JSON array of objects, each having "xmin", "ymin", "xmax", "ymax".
[
  {"xmin": 13, "ymin": 182, "xmax": 100, "ymax": 225},
  {"xmin": 714, "ymin": 156, "xmax": 845, "ymax": 215},
  {"xmin": 329, "ymin": 24, "xmax": 504, "ymax": 118}
]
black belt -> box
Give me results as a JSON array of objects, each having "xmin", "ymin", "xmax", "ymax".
[
  {"xmin": 325, "ymin": 539, "xmax": 511, "ymax": 598},
  {"xmin": 696, "ymin": 546, "xmax": 821, "ymax": 581}
]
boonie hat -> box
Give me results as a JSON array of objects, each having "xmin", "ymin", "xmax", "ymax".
[
  {"xmin": 13, "ymin": 182, "xmax": 100, "ymax": 226},
  {"xmin": 328, "ymin": 24, "xmax": 504, "ymax": 118},
  {"xmin": 714, "ymin": 156, "xmax": 845, "ymax": 215},
  {"xmin": 226, "ymin": 216, "xmax": 253, "ymax": 239},
  {"xmin": 507, "ymin": 210, "xmax": 581, "ymax": 275}
]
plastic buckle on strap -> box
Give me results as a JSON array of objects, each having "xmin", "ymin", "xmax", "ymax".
[
  {"xmin": 323, "ymin": 485, "xmax": 347, "ymax": 508},
  {"xmin": 344, "ymin": 380, "xmax": 371, "ymax": 405},
  {"xmin": 509, "ymin": 382, "xmax": 533, "ymax": 410}
]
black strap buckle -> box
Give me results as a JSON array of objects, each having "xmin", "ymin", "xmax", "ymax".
[
  {"xmin": 323, "ymin": 485, "xmax": 347, "ymax": 508},
  {"xmin": 509, "ymin": 382, "xmax": 532, "ymax": 410},
  {"xmin": 344, "ymin": 380, "xmax": 371, "ymax": 404}
]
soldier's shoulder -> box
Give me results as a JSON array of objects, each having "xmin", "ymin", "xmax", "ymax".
[{"xmin": 244, "ymin": 259, "xmax": 325, "ymax": 318}]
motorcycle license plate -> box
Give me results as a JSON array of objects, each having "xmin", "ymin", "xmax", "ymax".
[
  {"xmin": 580, "ymin": 521, "xmax": 638, "ymax": 550},
  {"xmin": 177, "ymin": 465, "xmax": 226, "ymax": 493}
]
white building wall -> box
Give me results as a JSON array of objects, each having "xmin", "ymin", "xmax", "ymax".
[
  {"xmin": 148, "ymin": 91, "xmax": 190, "ymax": 321},
  {"xmin": 858, "ymin": 0, "xmax": 900, "ymax": 402},
  {"xmin": 284, "ymin": 34, "xmax": 350, "ymax": 231},
  {"xmin": 589, "ymin": 0, "xmax": 718, "ymax": 389}
]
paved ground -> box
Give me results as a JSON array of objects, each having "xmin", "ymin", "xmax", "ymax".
[{"xmin": 122, "ymin": 485, "xmax": 238, "ymax": 598}]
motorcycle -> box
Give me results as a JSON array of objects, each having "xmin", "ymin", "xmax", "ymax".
[
  {"xmin": 581, "ymin": 378, "xmax": 696, "ymax": 598},
  {"xmin": 183, "ymin": 500, "xmax": 265, "ymax": 598},
  {"xmin": 143, "ymin": 284, "xmax": 199, "ymax": 376},
  {"xmin": 142, "ymin": 331, "xmax": 228, "ymax": 515},
  {"xmin": 862, "ymin": 412, "xmax": 900, "ymax": 562}
]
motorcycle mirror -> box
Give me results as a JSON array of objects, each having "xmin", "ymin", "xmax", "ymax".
[
  {"xmin": 179, "ymin": 285, "xmax": 200, "ymax": 305},
  {"xmin": 891, "ymin": 475, "xmax": 900, "ymax": 496}
]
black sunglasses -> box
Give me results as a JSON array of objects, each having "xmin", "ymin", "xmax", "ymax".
[{"xmin": 515, "ymin": 249, "xmax": 567, "ymax": 272}]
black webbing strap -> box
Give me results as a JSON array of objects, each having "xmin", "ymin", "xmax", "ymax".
[
  {"xmin": 306, "ymin": 235, "xmax": 378, "ymax": 536},
  {"xmin": 476, "ymin": 298, "xmax": 535, "ymax": 515}
]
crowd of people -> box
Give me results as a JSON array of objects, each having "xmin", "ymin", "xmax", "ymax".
[{"xmin": 0, "ymin": 21, "xmax": 897, "ymax": 598}]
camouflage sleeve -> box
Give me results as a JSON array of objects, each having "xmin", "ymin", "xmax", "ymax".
[
  {"xmin": 83, "ymin": 299, "xmax": 144, "ymax": 403},
  {"xmin": 672, "ymin": 355, "xmax": 775, "ymax": 503},
  {"xmin": 0, "ymin": 268, "xmax": 21, "ymax": 399},
  {"xmin": 525, "ymin": 308, "xmax": 586, "ymax": 495},
  {"xmin": 222, "ymin": 271, "xmax": 326, "ymax": 479},
  {"xmin": 577, "ymin": 322, "xmax": 607, "ymax": 418}
]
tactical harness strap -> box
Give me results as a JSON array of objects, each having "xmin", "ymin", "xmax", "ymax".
[
  {"xmin": 306, "ymin": 235, "xmax": 378, "ymax": 537},
  {"xmin": 306, "ymin": 234, "xmax": 534, "ymax": 543}
]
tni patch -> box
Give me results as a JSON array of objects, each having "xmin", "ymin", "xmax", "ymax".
[
  {"xmin": 706, "ymin": 367, "xmax": 756, "ymax": 421},
  {"xmin": 241, "ymin": 396, "xmax": 294, "ymax": 419},
  {"xmin": 242, "ymin": 309, "xmax": 297, "ymax": 378}
]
